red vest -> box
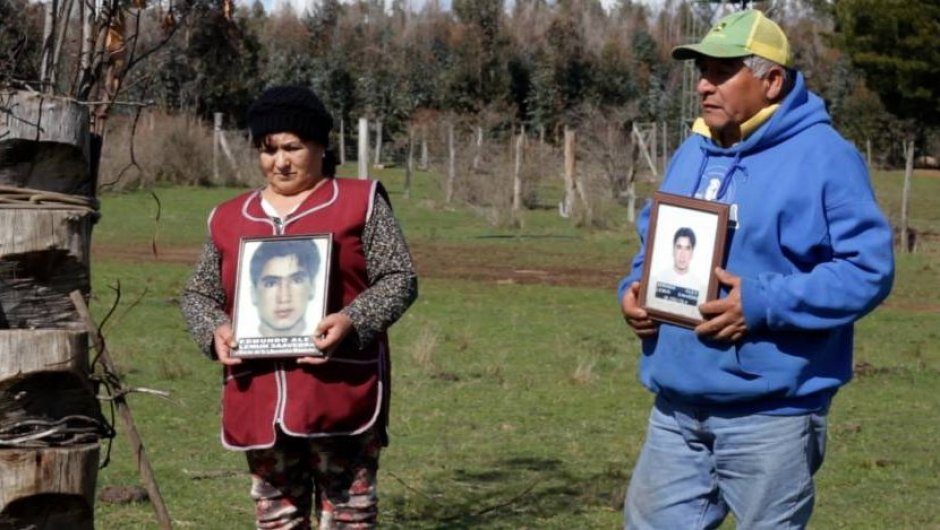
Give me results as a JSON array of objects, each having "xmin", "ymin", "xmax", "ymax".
[{"xmin": 209, "ymin": 178, "xmax": 388, "ymax": 449}]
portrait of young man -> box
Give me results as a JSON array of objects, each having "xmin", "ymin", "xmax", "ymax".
[
  {"xmin": 233, "ymin": 237, "xmax": 327, "ymax": 356},
  {"xmin": 250, "ymin": 239, "xmax": 320, "ymax": 337},
  {"xmin": 652, "ymin": 227, "xmax": 705, "ymax": 311}
]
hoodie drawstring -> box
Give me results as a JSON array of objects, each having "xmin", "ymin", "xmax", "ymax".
[{"xmin": 691, "ymin": 150, "xmax": 742, "ymax": 202}]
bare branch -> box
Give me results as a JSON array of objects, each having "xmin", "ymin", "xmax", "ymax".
[
  {"xmin": 98, "ymin": 105, "xmax": 147, "ymax": 190},
  {"xmin": 98, "ymin": 386, "xmax": 172, "ymax": 401}
]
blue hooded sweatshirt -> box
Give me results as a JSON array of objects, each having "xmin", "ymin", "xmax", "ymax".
[{"xmin": 618, "ymin": 72, "xmax": 894, "ymax": 415}]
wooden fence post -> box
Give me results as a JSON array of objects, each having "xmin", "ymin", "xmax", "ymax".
[
  {"xmin": 213, "ymin": 112, "xmax": 223, "ymax": 184},
  {"xmin": 662, "ymin": 120, "xmax": 668, "ymax": 176},
  {"xmin": 512, "ymin": 125, "xmax": 525, "ymax": 212},
  {"xmin": 560, "ymin": 126, "xmax": 576, "ymax": 218},
  {"xmin": 372, "ymin": 119, "xmax": 383, "ymax": 167},
  {"xmin": 405, "ymin": 125, "xmax": 414, "ymax": 199},
  {"xmin": 358, "ymin": 118, "xmax": 369, "ymax": 180},
  {"xmin": 420, "ymin": 125, "xmax": 429, "ymax": 171},
  {"xmin": 900, "ymin": 139, "xmax": 914, "ymax": 253},
  {"xmin": 471, "ymin": 125, "xmax": 483, "ymax": 172},
  {"xmin": 339, "ymin": 118, "xmax": 346, "ymax": 166},
  {"xmin": 446, "ymin": 120, "xmax": 456, "ymax": 203}
]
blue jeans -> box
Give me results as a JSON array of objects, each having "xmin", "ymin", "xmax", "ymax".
[{"xmin": 624, "ymin": 397, "xmax": 827, "ymax": 530}]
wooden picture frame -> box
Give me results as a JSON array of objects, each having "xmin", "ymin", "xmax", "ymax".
[
  {"xmin": 638, "ymin": 192, "xmax": 730, "ymax": 328},
  {"xmin": 231, "ymin": 234, "xmax": 332, "ymax": 358}
]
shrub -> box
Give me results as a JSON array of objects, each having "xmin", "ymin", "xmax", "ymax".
[{"xmin": 98, "ymin": 111, "xmax": 259, "ymax": 191}]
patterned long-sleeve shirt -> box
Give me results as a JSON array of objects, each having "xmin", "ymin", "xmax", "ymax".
[{"xmin": 181, "ymin": 193, "xmax": 418, "ymax": 358}]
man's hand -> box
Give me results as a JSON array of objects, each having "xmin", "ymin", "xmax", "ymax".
[
  {"xmin": 297, "ymin": 313, "xmax": 355, "ymax": 365},
  {"xmin": 696, "ymin": 267, "xmax": 748, "ymax": 342},
  {"xmin": 213, "ymin": 323, "xmax": 242, "ymax": 366},
  {"xmin": 621, "ymin": 281, "xmax": 659, "ymax": 339}
]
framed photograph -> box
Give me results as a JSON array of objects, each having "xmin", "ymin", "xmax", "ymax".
[
  {"xmin": 638, "ymin": 192, "xmax": 730, "ymax": 328},
  {"xmin": 231, "ymin": 234, "xmax": 332, "ymax": 358}
]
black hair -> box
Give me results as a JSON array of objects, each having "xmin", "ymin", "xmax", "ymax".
[
  {"xmin": 247, "ymin": 85, "xmax": 333, "ymax": 148},
  {"xmin": 674, "ymin": 227, "xmax": 697, "ymax": 248},
  {"xmin": 250, "ymin": 239, "xmax": 320, "ymax": 286}
]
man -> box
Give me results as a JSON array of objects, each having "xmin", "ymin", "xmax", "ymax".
[
  {"xmin": 618, "ymin": 9, "xmax": 894, "ymax": 529},
  {"xmin": 657, "ymin": 227, "xmax": 702, "ymax": 288},
  {"xmin": 249, "ymin": 239, "xmax": 319, "ymax": 337},
  {"xmin": 671, "ymin": 228, "xmax": 695, "ymax": 276},
  {"xmin": 653, "ymin": 228, "xmax": 705, "ymax": 318}
]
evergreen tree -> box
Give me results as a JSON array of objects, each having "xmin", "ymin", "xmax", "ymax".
[{"xmin": 832, "ymin": 0, "xmax": 940, "ymax": 126}]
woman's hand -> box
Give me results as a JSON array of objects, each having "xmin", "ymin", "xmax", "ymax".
[
  {"xmin": 297, "ymin": 313, "xmax": 355, "ymax": 366},
  {"xmin": 622, "ymin": 281, "xmax": 659, "ymax": 339},
  {"xmin": 213, "ymin": 323, "xmax": 242, "ymax": 365}
]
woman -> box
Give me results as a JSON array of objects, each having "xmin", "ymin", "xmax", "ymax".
[{"xmin": 181, "ymin": 85, "xmax": 418, "ymax": 529}]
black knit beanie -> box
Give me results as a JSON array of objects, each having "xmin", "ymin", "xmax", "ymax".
[{"xmin": 247, "ymin": 85, "xmax": 333, "ymax": 147}]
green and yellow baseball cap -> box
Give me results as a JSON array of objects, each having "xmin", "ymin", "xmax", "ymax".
[{"xmin": 672, "ymin": 9, "xmax": 792, "ymax": 67}]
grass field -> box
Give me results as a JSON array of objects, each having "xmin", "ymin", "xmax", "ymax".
[{"xmin": 88, "ymin": 165, "xmax": 940, "ymax": 529}]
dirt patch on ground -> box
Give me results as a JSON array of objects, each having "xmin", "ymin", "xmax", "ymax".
[
  {"xmin": 93, "ymin": 242, "xmax": 940, "ymax": 313},
  {"xmin": 93, "ymin": 242, "xmax": 624, "ymax": 290},
  {"xmin": 409, "ymin": 244, "xmax": 624, "ymax": 289},
  {"xmin": 97, "ymin": 245, "xmax": 203, "ymax": 265}
]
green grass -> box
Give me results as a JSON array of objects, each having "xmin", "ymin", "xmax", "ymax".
[{"xmin": 88, "ymin": 166, "xmax": 940, "ymax": 529}]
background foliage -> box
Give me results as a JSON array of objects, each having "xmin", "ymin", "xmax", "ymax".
[{"xmin": 3, "ymin": 0, "xmax": 938, "ymax": 168}]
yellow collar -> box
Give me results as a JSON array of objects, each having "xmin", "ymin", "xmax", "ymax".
[{"xmin": 692, "ymin": 104, "xmax": 781, "ymax": 144}]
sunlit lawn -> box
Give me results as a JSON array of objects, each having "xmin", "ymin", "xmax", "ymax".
[{"xmin": 90, "ymin": 167, "xmax": 940, "ymax": 529}]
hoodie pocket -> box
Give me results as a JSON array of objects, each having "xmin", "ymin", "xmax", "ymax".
[{"xmin": 719, "ymin": 342, "xmax": 761, "ymax": 381}]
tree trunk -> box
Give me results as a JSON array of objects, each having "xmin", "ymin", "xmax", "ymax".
[
  {"xmin": 40, "ymin": 0, "xmax": 58, "ymax": 92},
  {"xmin": 0, "ymin": 91, "xmax": 101, "ymax": 529},
  {"xmin": 0, "ymin": 209, "xmax": 94, "ymax": 330},
  {"xmin": 0, "ymin": 91, "xmax": 91, "ymax": 195},
  {"xmin": 0, "ymin": 444, "xmax": 99, "ymax": 530},
  {"xmin": 76, "ymin": 0, "xmax": 94, "ymax": 97},
  {"xmin": 51, "ymin": 0, "xmax": 75, "ymax": 91},
  {"xmin": 0, "ymin": 330, "xmax": 101, "ymax": 439},
  {"xmin": 0, "ymin": 329, "xmax": 89, "ymax": 382}
]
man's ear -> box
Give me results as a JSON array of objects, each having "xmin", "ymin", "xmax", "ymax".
[{"xmin": 764, "ymin": 67, "xmax": 786, "ymax": 102}]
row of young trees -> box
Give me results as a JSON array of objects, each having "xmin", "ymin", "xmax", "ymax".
[
  {"xmin": 141, "ymin": 0, "xmax": 674, "ymax": 149},
  {"xmin": 2, "ymin": 0, "xmax": 937, "ymax": 167}
]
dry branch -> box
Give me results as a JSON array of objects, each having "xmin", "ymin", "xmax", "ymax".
[{"xmin": 69, "ymin": 290, "xmax": 173, "ymax": 530}]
